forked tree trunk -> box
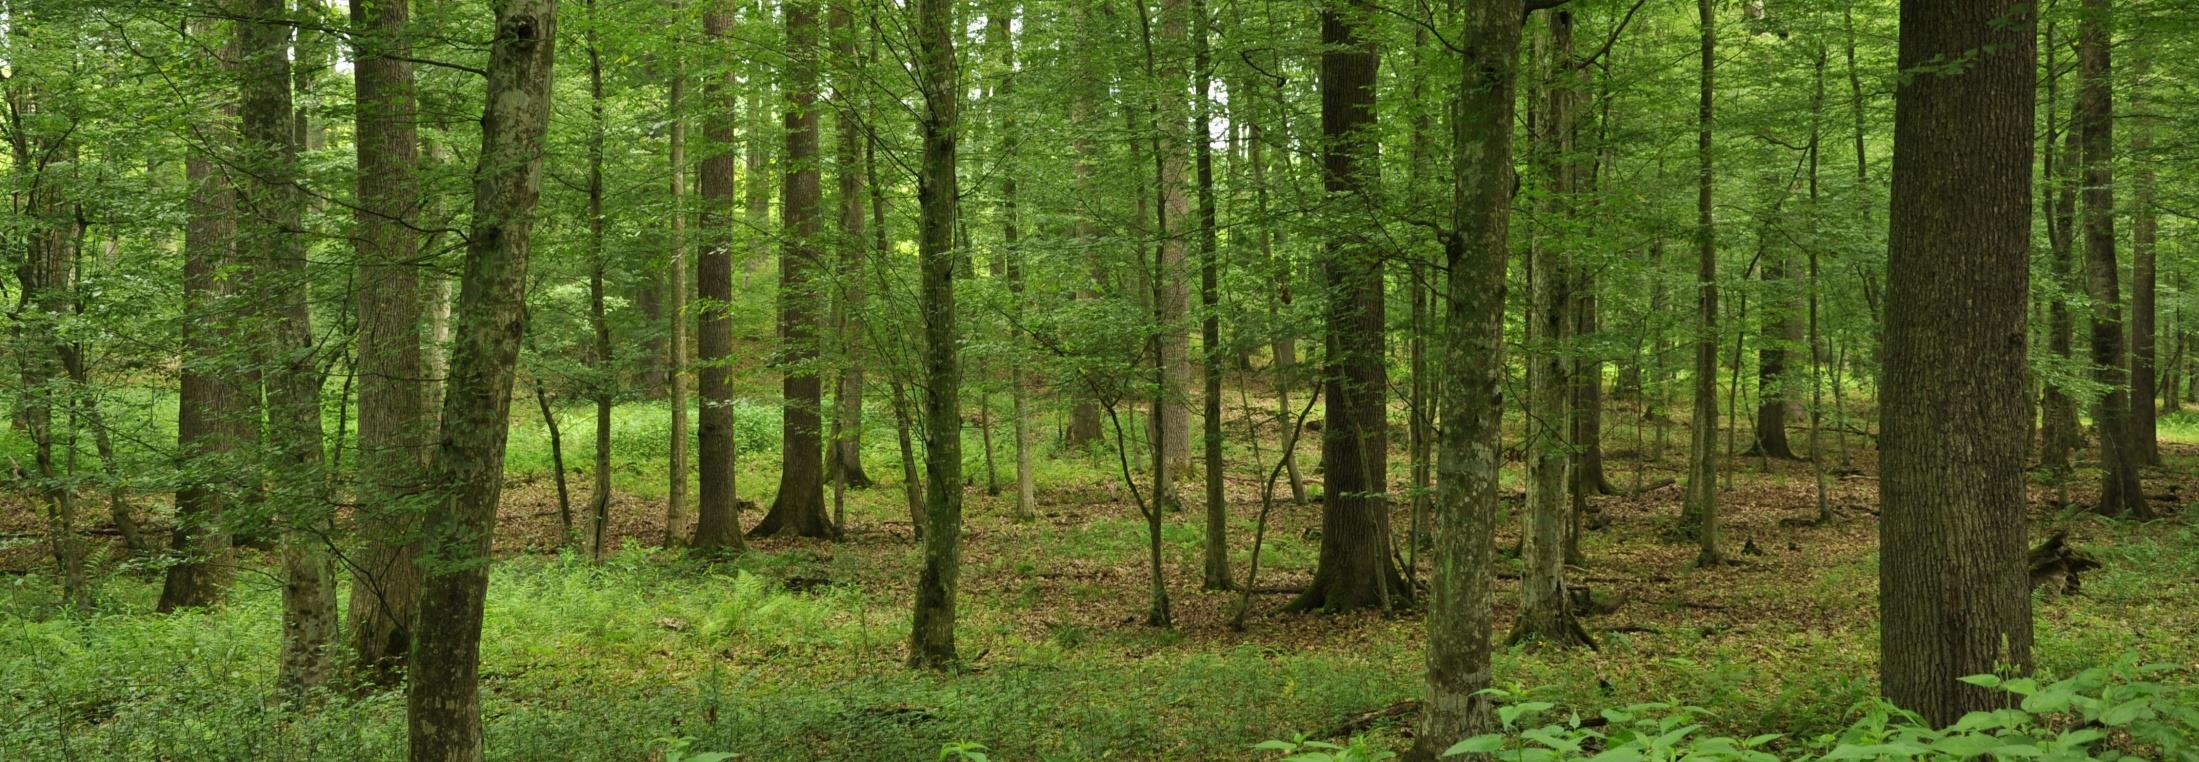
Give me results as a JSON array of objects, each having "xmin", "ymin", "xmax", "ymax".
[
  {"xmin": 406, "ymin": 3, "xmax": 555, "ymax": 757},
  {"xmin": 1878, "ymin": 0, "xmax": 2036, "ymax": 726}
]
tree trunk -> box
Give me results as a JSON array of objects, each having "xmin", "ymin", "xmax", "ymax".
[
  {"xmin": 755, "ymin": 0, "xmax": 833, "ymax": 539},
  {"xmin": 406, "ymin": 3, "xmax": 554, "ymax": 757},
  {"xmin": 693, "ymin": 6, "xmax": 747, "ymax": 554},
  {"xmin": 665, "ymin": 7, "xmax": 692, "ymax": 548},
  {"xmin": 1679, "ymin": 0, "xmax": 1724, "ymax": 567},
  {"xmin": 347, "ymin": 0, "xmax": 427, "ymax": 684},
  {"xmin": 584, "ymin": 0, "xmax": 615, "ymax": 559},
  {"xmin": 1749, "ymin": 254, "xmax": 1802, "ymax": 460},
  {"xmin": 1150, "ymin": 0, "xmax": 1192, "ymax": 477},
  {"xmin": 239, "ymin": 0, "xmax": 338, "ymax": 696},
  {"xmin": 1412, "ymin": 1, "xmax": 1522, "ymax": 754},
  {"xmin": 1878, "ymin": 0, "xmax": 2036, "ymax": 726},
  {"xmin": 822, "ymin": 0, "xmax": 872, "ymax": 504},
  {"xmin": 2129, "ymin": 50, "xmax": 2158, "ymax": 466},
  {"xmin": 908, "ymin": 0, "xmax": 963, "ymax": 670},
  {"xmin": 161, "ymin": 18, "xmax": 240, "ymax": 611},
  {"xmin": 1290, "ymin": 0, "xmax": 1407, "ymax": 614},
  {"xmin": 1192, "ymin": 0, "xmax": 1229, "ymax": 592},
  {"xmin": 2038, "ymin": 25, "xmax": 2081, "ymax": 477},
  {"xmin": 2076, "ymin": 0, "xmax": 2149, "ymax": 519}
]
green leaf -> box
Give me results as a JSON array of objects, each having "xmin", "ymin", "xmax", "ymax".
[{"xmin": 1441, "ymin": 735, "xmax": 1505, "ymax": 756}]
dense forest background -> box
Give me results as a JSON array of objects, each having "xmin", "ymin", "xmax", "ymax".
[{"xmin": 1, "ymin": 0, "xmax": 2196, "ymax": 758}]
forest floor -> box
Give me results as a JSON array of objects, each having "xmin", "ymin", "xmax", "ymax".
[{"xmin": 3, "ymin": 402, "xmax": 2197, "ymax": 760}]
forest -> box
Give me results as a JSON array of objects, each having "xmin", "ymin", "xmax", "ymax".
[{"xmin": 1, "ymin": 0, "xmax": 2196, "ymax": 758}]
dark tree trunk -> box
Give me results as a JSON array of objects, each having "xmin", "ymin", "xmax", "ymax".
[
  {"xmin": 823, "ymin": 0, "xmax": 872, "ymax": 502},
  {"xmin": 1878, "ymin": 0, "xmax": 2036, "ymax": 727},
  {"xmin": 406, "ymin": 3, "xmax": 554, "ymax": 757},
  {"xmin": 1748, "ymin": 256, "xmax": 1802, "ymax": 460},
  {"xmin": 2076, "ymin": 0, "xmax": 2149, "ymax": 519},
  {"xmin": 1679, "ymin": 0, "xmax": 1724, "ymax": 567},
  {"xmin": 908, "ymin": 0, "xmax": 963, "ymax": 669},
  {"xmin": 2038, "ymin": 28, "xmax": 2081, "ymax": 477},
  {"xmin": 1290, "ymin": 0, "xmax": 1408, "ymax": 614},
  {"xmin": 692, "ymin": 7, "xmax": 747, "ymax": 553},
  {"xmin": 1192, "ymin": 0, "xmax": 1229, "ymax": 592},
  {"xmin": 584, "ymin": 0, "xmax": 615, "ymax": 559},
  {"xmin": 1411, "ymin": 0, "xmax": 1522, "ymax": 754},
  {"xmin": 755, "ymin": 0, "xmax": 833, "ymax": 539},
  {"xmin": 161, "ymin": 17, "xmax": 240, "ymax": 612},
  {"xmin": 347, "ymin": 0, "xmax": 427, "ymax": 684},
  {"xmin": 2129, "ymin": 50, "xmax": 2158, "ymax": 466}
]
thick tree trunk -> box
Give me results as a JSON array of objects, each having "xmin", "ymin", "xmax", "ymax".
[
  {"xmin": 406, "ymin": 3, "xmax": 554, "ymax": 757},
  {"xmin": 161, "ymin": 20, "xmax": 241, "ymax": 610},
  {"xmin": 1679, "ymin": 0, "xmax": 1724, "ymax": 567},
  {"xmin": 1749, "ymin": 256, "xmax": 1802, "ymax": 460},
  {"xmin": 1411, "ymin": 1, "xmax": 1521, "ymax": 754},
  {"xmin": 1290, "ymin": 0, "xmax": 1407, "ymax": 614},
  {"xmin": 755, "ymin": 0, "xmax": 833, "ymax": 538},
  {"xmin": 1153, "ymin": 0, "xmax": 1193, "ymax": 478},
  {"xmin": 2129, "ymin": 51, "xmax": 2158, "ymax": 466},
  {"xmin": 347, "ymin": 0, "xmax": 427, "ymax": 684},
  {"xmin": 1878, "ymin": 0, "xmax": 2036, "ymax": 726},
  {"xmin": 693, "ymin": 7, "xmax": 747, "ymax": 553},
  {"xmin": 2076, "ymin": 0, "xmax": 2149, "ymax": 519},
  {"xmin": 908, "ymin": 0, "xmax": 963, "ymax": 670}
]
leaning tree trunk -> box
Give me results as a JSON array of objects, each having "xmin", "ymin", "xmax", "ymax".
[
  {"xmin": 755, "ymin": 0, "xmax": 833, "ymax": 539},
  {"xmin": 692, "ymin": 6, "xmax": 747, "ymax": 553},
  {"xmin": 2076, "ymin": 0, "xmax": 2149, "ymax": 519},
  {"xmin": 907, "ymin": 0, "xmax": 964, "ymax": 670},
  {"xmin": 406, "ymin": 3, "xmax": 555, "ymax": 759},
  {"xmin": 346, "ymin": 0, "xmax": 428, "ymax": 685},
  {"xmin": 1291, "ymin": 0, "xmax": 1408, "ymax": 614},
  {"xmin": 1412, "ymin": 0, "xmax": 1522, "ymax": 755},
  {"xmin": 1877, "ymin": 0, "xmax": 2036, "ymax": 727}
]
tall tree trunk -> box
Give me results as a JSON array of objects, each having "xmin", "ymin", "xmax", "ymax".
[
  {"xmin": 1412, "ymin": 0, "xmax": 1522, "ymax": 754},
  {"xmin": 2129, "ymin": 49, "xmax": 2157, "ymax": 466},
  {"xmin": 665, "ymin": 6, "xmax": 692, "ymax": 548},
  {"xmin": 1879, "ymin": 0, "xmax": 2036, "ymax": 726},
  {"xmin": 907, "ymin": 0, "xmax": 963, "ymax": 670},
  {"xmin": 239, "ymin": 0, "xmax": 338, "ymax": 695},
  {"xmin": 693, "ymin": 6, "xmax": 748, "ymax": 553},
  {"xmin": 161, "ymin": 17, "xmax": 241, "ymax": 612},
  {"xmin": 1192, "ymin": 0, "xmax": 1229, "ymax": 592},
  {"xmin": 347, "ymin": 0, "xmax": 427, "ymax": 684},
  {"xmin": 584, "ymin": 0, "xmax": 615, "ymax": 558},
  {"xmin": 1513, "ymin": 8, "xmax": 1590, "ymax": 649},
  {"xmin": 755, "ymin": 0, "xmax": 833, "ymax": 538},
  {"xmin": 823, "ymin": 0, "xmax": 873, "ymax": 501},
  {"xmin": 2077, "ymin": 0, "xmax": 2149, "ymax": 519},
  {"xmin": 985, "ymin": 2, "xmax": 1035, "ymax": 523},
  {"xmin": 1679, "ymin": 0, "xmax": 1724, "ymax": 567},
  {"xmin": 1290, "ymin": 0, "xmax": 1407, "ymax": 614},
  {"xmin": 1151, "ymin": 0, "xmax": 1192, "ymax": 476},
  {"xmin": 2038, "ymin": 24, "xmax": 2081, "ymax": 477},
  {"xmin": 406, "ymin": 3, "xmax": 555, "ymax": 757}
]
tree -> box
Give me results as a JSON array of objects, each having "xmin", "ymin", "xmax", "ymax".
[
  {"xmin": 907, "ymin": 0, "xmax": 963, "ymax": 670},
  {"xmin": 237, "ymin": 0, "xmax": 338, "ymax": 695},
  {"xmin": 664, "ymin": 1, "xmax": 693, "ymax": 548},
  {"xmin": 1193, "ymin": 0, "xmax": 1229, "ymax": 593},
  {"xmin": 1678, "ymin": 0, "xmax": 1724, "ymax": 567},
  {"xmin": 2038, "ymin": 22, "xmax": 2082, "ymax": 479},
  {"xmin": 2129, "ymin": 45, "xmax": 2159, "ymax": 466},
  {"xmin": 2076, "ymin": 0, "xmax": 2149, "ymax": 519},
  {"xmin": 160, "ymin": 16, "xmax": 241, "ymax": 612},
  {"xmin": 692, "ymin": 4, "xmax": 748, "ymax": 554},
  {"xmin": 1414, "ymin": 0, "xmax": 1525, "ymax": 753},
  {"xmin": 1291, "ymin": 0, "xmax": 1407, "ymax": 614},
  {"xmin": 1878, "ymin": 0, "xmax": 2036, "ymax": 727},
  {"xmin": 347, "ymin": 0, "xmax": 428, "ymax": 683},
  {"xmin": 825, "ymin": 0, "xmax": 871, "ymax": 519},
  {"xmin": 407, "ymin": 0, "xmax": 556, "ymax": 756},
  {"xmin": 583, "ymin": 0, "xmax": 616, "ymax": 558},
  {"xmin": 754, "ymin": 0, "xmax": 833, "ymax": 538}
]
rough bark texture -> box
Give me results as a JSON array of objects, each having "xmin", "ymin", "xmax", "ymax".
[
  {"xmin": 1152, "ymin": 0, "xmax": 1192, "ymax": 475},
  {"xmin": 1679, "ymin": 0, "xmax": 1724, "ymax": 567},
  {"xmin": 692, "ymin": 6, "xmax": 747, "ymax": 553},
  {"xmin": 1291, "ymin": 0, "xmax": 1407, "ymax": 614},
  {"xmin": 2038, "ymin": 32, "xmax": 2081, "ymax": 476},
  {"xmin": 908, "ymin": 0, "xmax": 963, "ymax": 670},
  {"xmin": 239, "ymin": 0, "xmax": 338, "ymax": 696},
  {"xmin": 2076, "ymin": 0, "xmax": 2149, "ymax": 519},
  {"xmin": 347, "ymin": 0, "xmax": 428, "ymax": 684},
  {"xmin": 1878, "ymin": 0, "xmax": 2036, "ymax": 727},
  {"xmin": 1411, "ymin": 1, "xmax": 1521, "ymax": 754},
  {"xmin": 824, "ymin": 0, "xmax": 872, "ymax": 498},
  {"xmin": 406, "ymin": 3, "xmax": 554, "ymax": 758},
  {"xmin": 1749, "ymin": 255, "xmax": 1802, "ymax": 460},
  {"xmin": 755, "ymin": 0, "xmax": 833, "ymax": 538},
  {"xmin": 2129, "ymin": 50, "xmax": 2157, "ymax": 466},
  {"xmin": 161, "ymin": 17, "xmax": 240, "ymax": 612}
]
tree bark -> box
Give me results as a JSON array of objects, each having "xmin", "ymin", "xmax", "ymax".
[
  {"xmin": 664, "ymin": 4, "xmax": 692, "ymax": 548},
  {"xmin": 1193, "ymin": 0, "xmax": 1229, "ymax": 592},
  {"xmin": 1291, "ymin": 0, "xmax": 1407, "ymax": 614},
  {"xmin": 1679, "ymin": 0, "xmax": 1724, "ymax": 567},
  {"xmin": 347, "ymin": 0, "xmax": 428, "ymax": 684},
  {"xmin": 755, "ymin": 0, "xmax": 833, "ymax": 538},
  {"xmin": 584, "ymin": 0, "xmax": 615, "ymax": 558},
  {"xmin": 907, "ymin": 0, "xmax": 963, "ymax": 670},
  {"xmin": 823, "ymin": 0, "xmax": 872, "ymax": 506},
  {"xmin": 1879, "ymin": 0, "xmax": 2036, "ymax": 726},
  {"xmin": 1412, "ymin": 1, "xmax": 1522, "ymax": 754},
  {"xmin": 406, "ymin": 3, "xmax": 555, "ymax": 757},
  {"xmin": 2038, "ymin": 25, "xmax": 2081, "ymax": 477},
  {"xmin": 2129, "ymin": 49, "xmax": 2158, "ymax": 466},
  {"xmin": 693, "ymin": 5, "xmax": 748, "ymax": 553},
  {"xmin": 2076, "ymin": 0, "xmax": 2149, "ymax": 519}
]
